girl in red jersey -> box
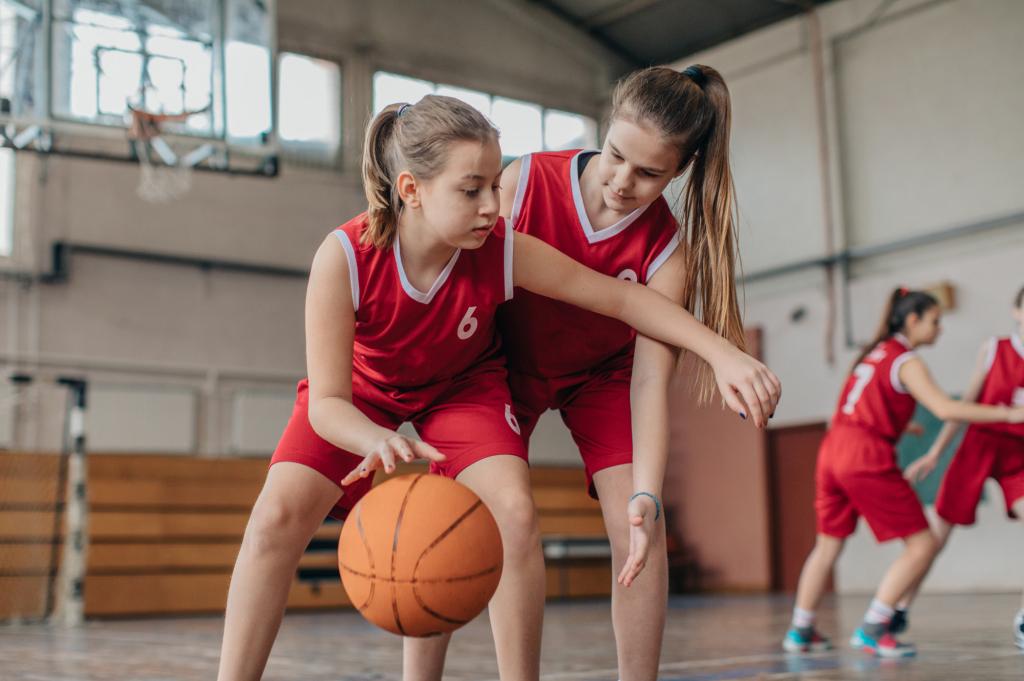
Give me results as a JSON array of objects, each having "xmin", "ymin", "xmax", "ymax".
[
  {"xmin": 899, "ymin": 284, "xmax": 1024, "ymax": 649},
  {"xmin": 408, "ymin": 64, "xmax": 768, "ymax": 681},
  {"xmin": 216, "ymin": 95, "xmax": 780, "ymax": 681},
  {"xmin": 783, "ymin": 288, "xmax": 1024, "ymax": 659}
]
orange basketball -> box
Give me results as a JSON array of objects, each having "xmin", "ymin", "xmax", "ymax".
[{"xmin": 338, "ymin": 473, "xmax": 503, "ymax": 637}]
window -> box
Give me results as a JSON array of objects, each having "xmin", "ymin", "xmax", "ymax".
[
  {"xmin": 372, "ymin": 71, "xmax": 598, "ymax": 158},
  {"xmin": 0, "ymin": 1, "xmax": 17, "ymax": 104},
  {"xmin": 224, "ymin": 41, "xmax": 271, "ymax": 142},
  {"xmin": 0, "ymin": 148, "xmax": 13, "ymax": 257},
  {"xmin": 434, "ymin": 84, "xmax": 491, "ymax": 118},
  {"xmin": 0, "ymin": 0, "xmax": 43, "ymax": 120},
  {"xmin": 55, "ymin": 4, "xmax": 217, "ymax": 136},
  {"xmin": 544, "ymin": 109, "xmax": 599, "ymax": 153},
  {"xmin": 47, "ymin": 0, "xmax": 274, "ymax": 145},
  {"xmin": 278, "ymin": 53, "xmax": 341, "ymax": 161},
  {"xmin": 491, "ymin": 97, "xmax": 542, "ymax": 157},
  {"xmin": 373, "ymin": 72, "xmax": 433, "ymax": 115}
]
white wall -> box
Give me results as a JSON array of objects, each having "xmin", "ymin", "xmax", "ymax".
[{"xmin": 676, "ymin": 0, "xmax": 1024, "ymax": 593}]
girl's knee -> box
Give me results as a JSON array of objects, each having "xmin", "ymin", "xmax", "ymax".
[
  {"xmin": 486, "ymin": 490, "xmax": 540, "ymax": 555},
  {"xmin": 245, "ymin": 497, "xmax": 315, "ymax": 555}
]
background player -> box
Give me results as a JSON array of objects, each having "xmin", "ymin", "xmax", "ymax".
[
  {"xmin": 901, "ymin": 284, "xmax": 1024, "ymax": 648},
  {"xmin": 783, "ymin": 288, "xmax": 1024, "ymax": 658}
]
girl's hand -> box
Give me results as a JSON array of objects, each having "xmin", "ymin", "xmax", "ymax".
[
  {"xmin": 904, "ymin": 454, "xmax": 940, "ymax": 483},
  {"xmin": 709, "ymin": 344, "xmax": 782, "ymax": 428},
  {"xmin": 340, "ymin": 433, "xmax": 445, "ymax": 486},
  {"xmin": 617, "ymin": 492, "xmax": 659, "ymax": 588},
  {"xmin": 1009, "ymin": 406, "xmax": 1024, "ymax": 424}
]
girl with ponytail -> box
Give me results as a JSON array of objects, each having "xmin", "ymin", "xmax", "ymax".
[
  {"xmin": 785, "ymin": 288, "xmax": 1024, "ymax": 658},
  {"xmin": 217, "ymin": 94, "xmax": 780, "ymax": 681},
  {"xmin": 409, "ymin": 64, "xmax": 769, "ymax": 681}
]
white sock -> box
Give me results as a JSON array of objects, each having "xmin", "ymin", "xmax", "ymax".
[
  {"xmin": 864, "ymin": 598, "xmax": 895, "ymax": 625},
  {"xmin": 792, "ymin": 607, "xmax": 815, "ymax": 629}
]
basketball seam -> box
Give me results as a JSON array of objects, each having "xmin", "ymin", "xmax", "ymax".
[
  {"xmin": 412, "ymin": 589, "xmax": 472, "ymax": 627},
  {"xmin": 389, "ymin": 474, "xmax": 424, "ymax": 636},
  {"xmin": 412, "ymin": 500, "xmax": 488, "ymax": 578},
  {"xmin": 354, "ymin": 505, "xmax": 376, "ymax": 611},
  {"xmin": 411, "ymin": 497, "xmax": 502, "ymax": 627},
  {"xmin": 337, "ymin": 563, "xmax": 500, "ymax": 584}
]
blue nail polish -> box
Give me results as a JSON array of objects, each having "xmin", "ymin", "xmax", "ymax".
[{"xmin": 740, "ymin": 412, "xmax": 746, "ymax": 420}]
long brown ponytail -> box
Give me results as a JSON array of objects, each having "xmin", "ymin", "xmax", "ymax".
[
  {"xmin": 853, "ymin": 288, "xmax": 939, "ymax": 368},
  {"xmin": 360, "ymin": 96, "xmax": 499, "ymax": 249},
  {"xmin": 611, "ymin": 64, "xmax": 742, "ymax": 398}
]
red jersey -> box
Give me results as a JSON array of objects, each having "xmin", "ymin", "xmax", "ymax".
[
  {"xmin": 334, "ymin": 214, "xmax": 514, "ymax": 390},
  {"xmin": 831, "ymin": 335, "xmax": 918, "ymax": 442},
  {"xmin": 498, "ymin": 149, "xmax": 680, "ymax": 377},
  {"xmin": 974, "ymin": 334, "xmax": 1024, "ymax": 439}
]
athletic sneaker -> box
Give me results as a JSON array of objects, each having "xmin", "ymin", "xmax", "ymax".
[
  {"xmin": 850, "ymin": 627, "xmax": 916, "ymax": 658},
  {"xmin": 1014, "ymin": 611, "xmax": 1024, "ymax": 651},
  {"xmin": 783, "ymin": 627, "xmax": 834, "ymax": 653},
  {"xmin": 888, "ymin": 609, "xmax": 908, "ymax": 634}
]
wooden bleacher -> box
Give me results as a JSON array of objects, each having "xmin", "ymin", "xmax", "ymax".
[{"xmin": 0, "ymin": 452, "xmax": 611, "ymax": 618}]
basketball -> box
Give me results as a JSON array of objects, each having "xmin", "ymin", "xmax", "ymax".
[{"xmin": 337, "ymin": 473, "xmax": 503, "ymax": 637}]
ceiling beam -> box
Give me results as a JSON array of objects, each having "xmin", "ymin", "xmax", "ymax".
[{"xmin": 481, "ymin": 0, "xmax": 639, "ymax": 70}]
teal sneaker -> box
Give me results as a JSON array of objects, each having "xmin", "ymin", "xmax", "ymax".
[
  {"xmin": 850, "ymin": 627, "xmax": 916, "ymax": 658},
  {"xmin": 783, "ymin": 627, "xmax": 833, "ymax": 653}
]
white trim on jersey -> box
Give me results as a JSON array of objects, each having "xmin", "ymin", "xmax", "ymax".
[
  {"xmin": 984, "ymin": 336, "xmax": 999, "ymax": 372},
  {"xmin": 1012, "ymin": 333, "xmax": 1024, "ymax": 361},
  {"xmin": 503, "ymin": 220, "xmax": 515, "ymax": 301},
  {"xmin": 510, "ymin": 154, "xmax": 531, "ymax": 228},
  {"xmin": 645, "ymin": 232, "xmax": 681, "ymax": 283},
  {"xmin": 890, "ymin": 351, "xmax": 917, "ymax": 394},
  {"xmin": 392, "ymin": 233, "xmax": 461, "ymax": 305},
  {"xmin": 332, "ymin": 229, "xmax": 360, "ymax": 312},
  {"xmin": 893, "ymin": 333, "xmax": 913, "ymax": 350},
  {"xmin": 570, "ymin": 150, "xmax": 650, "ymax": 244}
]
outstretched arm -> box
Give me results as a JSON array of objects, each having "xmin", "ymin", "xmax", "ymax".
[
  {"xmin": 904, "ymin": 341, "xmax": 994, "ymax": 482},
  {"xmin": 618, "ymin": 246, "xmax": 685, "ymax": 587},
  {"xmin": 899, "ymin": 350, "xmax": 1023, "ymax": 425},
  {"xmin": 512, "ymin": 230, "xmax": 781, "ymax": 427}
]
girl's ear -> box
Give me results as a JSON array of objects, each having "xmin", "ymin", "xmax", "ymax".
[{"xmin": 395, "ymin": 170, "xmax": 419, "ymax": 209}]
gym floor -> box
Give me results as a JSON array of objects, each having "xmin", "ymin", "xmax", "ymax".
[{"xmin": 3, "ymin": 593, "xmax": 1021, "ymax": 680}]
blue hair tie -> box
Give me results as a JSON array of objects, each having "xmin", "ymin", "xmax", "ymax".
[
  {"xmin": 630, "ymin": 491, "xmax": 661, "ymax": 521},
  {"xmin": 682, "ymin": 65, "xmax": 707, "ymax": 88},
  {"xmin": 397, "ymin": 103, "xmax": 411, "ymax": 117}
]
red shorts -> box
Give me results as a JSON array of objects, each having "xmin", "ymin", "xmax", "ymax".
[
  {"xmin": 509, "ymin": 352, "xmax": 634, "ymax": 498},
  {"xmin": 935, "ymin": 427, "xmax": 1024, "ymax": 526},
  {"xmin": 815, "ymin": 425, "xmax": 929, "ymax": 542},
  {"xmin": 271, "ymin": 360, "xmax": 527, "ymax": 519}
]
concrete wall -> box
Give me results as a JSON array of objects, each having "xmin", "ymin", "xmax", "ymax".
[
  {"xmin": 674, "ymin": 0, "xmax": 1024, "ymax": 593},
  {"xmin": 0, "ymin": 0, "xmax": 621, "ymax": 458}
]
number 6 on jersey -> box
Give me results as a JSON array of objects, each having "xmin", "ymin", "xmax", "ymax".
[{"xmin": 458, "ymin": 306, "xmax": 479, "ymax": 340}]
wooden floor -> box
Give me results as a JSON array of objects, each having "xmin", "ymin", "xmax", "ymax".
[{"xmin": 2, "ymin": 592, "xmax": 1022, "ymax": 680}]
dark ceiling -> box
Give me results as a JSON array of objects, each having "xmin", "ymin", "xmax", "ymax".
[{"xmin": 528, "ymin": 0, "xmax": 837, "ymax": 68}]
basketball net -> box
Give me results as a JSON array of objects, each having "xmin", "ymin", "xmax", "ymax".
[{"xmin": 126, "ymin": 105, "xmax": 208, "ymax": 203}]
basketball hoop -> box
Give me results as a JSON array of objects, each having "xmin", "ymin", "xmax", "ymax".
[{"xmin": 126, "ymin": 104, "xmax": 210, "ymax": 203}]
